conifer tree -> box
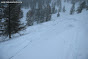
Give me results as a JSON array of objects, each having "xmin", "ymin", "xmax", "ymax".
[
  {"xmin": 52, "ymin": 5, "xmax": 56, "ymax": 14},
  {"xmin": 59, "ymin": 0, "xmax": 62, "ymax": 12},
  {"xmin": 4, "ymin": 1, "xmax": 23, "ymax": 38},
  {"xmin": 77, "ymin": 1, "xmax": 86, "ymax": 13},
  {"xmin": 70, "ymin": 3, "xmax": 75, "ymax": 15},
  {"xmin": 63, "ymin": 6, "xmax": 66, "ymax": 12},
  {"xmin": 57, "ymin": 10, "xmax": 60, "ymax": 17},
  {"xmin": 46, "ymin": 4, "xmax": 51, "ymax": 21}
]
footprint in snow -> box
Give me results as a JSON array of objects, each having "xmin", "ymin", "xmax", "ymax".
[{"xmin": 68, "ymin": 24, "xmax": 74, "ymax": 28}]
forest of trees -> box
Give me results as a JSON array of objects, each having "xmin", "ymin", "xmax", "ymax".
[
  {"xmin": 0, "ymin": 0, "xmax": 88, "ymax": 41},
  {"xmin": 24, "ymin": 0, "xmax": 88, "ymax": 26},
  {"xmin": 0, "ymin": 0, "xmax": 23, "ymax": 39}
]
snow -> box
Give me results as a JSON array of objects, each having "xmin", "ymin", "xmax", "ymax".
[
  {"xmin": 0, "ymin": 9, "xmax": 88, "ymax": 59},
  {"xmin": 0, "ymin": 1, "xmax": 88, "ymax": 58},
  {"xmin": 20, "ymin": 8, "xmax": 30, "ymax": 25}
]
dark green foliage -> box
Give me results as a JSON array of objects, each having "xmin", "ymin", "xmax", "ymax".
[
  {"xmin": 21, "ymin": 0, "xmax": 51, "ymax": 8},
  {"xmin": 19, "ymin": 10, "xmax": 23, "ymax": 19},
  {"xmin": 45, "ymin": 4, "xmax": 51, "ymax": 21},
  {"xmin": 59, "ymin": 0, "xmax": 62, "ymax": 12},
  {"xmin": 77, "ymin": 1, "xmax": 86, "ymax": 13},
  {"xmin": 57, "ymin": 12, "xmax": 60, "ymax": 17},
  {"xmin": 26, "ymin": 10, "xmax": 34, "ymax": 26},
  {"xmin": 57, "ymin": 0, "xmax": 62, "ymax": 12},
  {"xmin": 4, "ymin": 3, "xmax": 23, "ymax": 38},
  {"xmin": 70, "ymin": 3, "xmax": 75, "ymax": 15},
  {"xmin": 86, "ymin": 6, "xmax": 88, "ymax": 10},
  {"xmin": 52, "ymin": 5, "xmax": 56, "ymax": 14},
  {"xmin": 51, "ymin": 3, "xmax": 56, "ymax": 14},
  {"xmin": 63, "ymin": 6, "xmax": 66, "ymax": 12},
  {"xmin": 26, "ymin": 2, "xmax": 51, "ymax": 26},
  {"xmin": 59, "ymin": 7, "xmax": 62, "ymax": 12}
]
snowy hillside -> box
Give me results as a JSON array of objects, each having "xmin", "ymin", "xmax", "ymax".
[
  {"xmin": 0, "ymin": 9, "xmax": 88, "ymax": 59},
  {"xmin": 0, "ymin": 0, "xmax": 88, "ymax": 59}
]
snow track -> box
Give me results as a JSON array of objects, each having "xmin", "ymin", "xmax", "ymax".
[{"xmin": 0, "ymin": 11, "xmax": 88, "ymax": 59}]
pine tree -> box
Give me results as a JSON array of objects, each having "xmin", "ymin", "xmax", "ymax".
[
  {"xmin": 63, "ymin": 6, "xmax": 66, "ymax": 12},
  {"xmin": 57, "ymin": 0, "xmax": 62, "ymax": 12},
  {"xmin": 70, "ymin": 3, "xmax": 75, "ymax": 15},
  {"xmin": 59, "ymin": 0, "xmax": 62, "ymax": 12},
  {"xmin": 4, "ymin": 2, "xmax": 23, "ymax": 38},
  {"xmin": 77, "ymin": 1, "xmax": 86, "ymax": 13},
  {"xmin": 57, "ymin": 11, "xmax": 60, "ymax": 17},
  {"xmin": 51, "ymin": 3, "xmax": 56, "ymax": 14},
  {"xmin": 26, "ymin": 10, "xmax": 34, "ymax": 26},
  {"xmin": 46, "ymin": 4, "xmax": 51, "ymax": 21},
  {"xmin": 52, "ymin": 5, "xmax": 55, "ymax": 14},
  {"xmin": 86, "ymin": 6, "xmax": 88, "ymax": 10},
  {"xmin": 26, "ymin": 0, "xmax": 52, "ymax": 26}
]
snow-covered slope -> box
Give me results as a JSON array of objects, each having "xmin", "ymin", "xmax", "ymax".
[
  {"xmin": 20, "ymin": 8, "xmax": 30, "ymax": 25},
  {"xmin": 0, "ymin": 10, "xmax": 88, "ymax": 59}
]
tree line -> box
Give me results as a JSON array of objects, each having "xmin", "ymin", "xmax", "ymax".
[{"xmin": 0, "ymin": 0, "xmax": 88, "ymax": 41}]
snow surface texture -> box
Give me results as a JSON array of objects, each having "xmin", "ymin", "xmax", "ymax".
[{"xmin": 0, "ymin": 9, "xmax": 88, "ymax": 59}]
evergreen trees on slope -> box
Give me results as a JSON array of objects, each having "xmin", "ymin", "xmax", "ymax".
[
  {"xmin": 63, "ymin": 6, "xmax": 66, "ymax": 12},
  {"xmin": 77, "ymin": 1, "xmax": 86, "ymax": 13},
  {"xmin": 4, "ymin": 3, "xmax": 23, "ymax": 38},
  {"xmin": 26, "ymin": 2, "xmax": 51, "ymax": 26},
  {"xmin": 70, "ymin": 3, "xmax": 75, "ymax": 15}
]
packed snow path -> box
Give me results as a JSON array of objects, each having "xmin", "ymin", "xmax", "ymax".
[{"xmin": 0, "ymin": 12, "xmax": 88, "ymax": 59}]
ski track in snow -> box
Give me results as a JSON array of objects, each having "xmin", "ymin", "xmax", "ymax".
[
  {"xmin": 10, "ymin": 19, "xmax": 76, "ymax": 59},
  {"xmin": 9, "ymin": 19, "xmax": 75, "ymax": 59},
  {"xmin": 0, "ymin": 11, "xmax": 88, "ymax": 59}
]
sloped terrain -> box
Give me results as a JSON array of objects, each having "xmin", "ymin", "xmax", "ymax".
[{"xmin": 0, "ymin": 10, "xmax": 88, "ymax": 59}]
